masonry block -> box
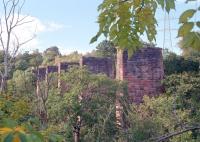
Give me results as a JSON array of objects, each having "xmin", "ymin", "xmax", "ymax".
[{"xmin": 116, "ymin": 47, "xmax": 164, "ymax": 104}]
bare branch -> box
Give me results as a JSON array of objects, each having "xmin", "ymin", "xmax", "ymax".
[
  {"xmin": 0, "ymin": 19, "xmax": 5, "ymax": 50},
  {"xmin": 153, "ymin": 125, "xmax": 200, "ymax": 142},
  {"xmin": 8, "ymin": 33, "xmax": 35, "ymax": 64},
  {"xmin": 17, "ymin": 0, "xmax": 25, "ymax": 15},
  {"xmin": 16, "ymin": 19, "xmax": 34, "ymax": 27},
  {"xmin": 0, "ymin": 0, "xmax": 35, "ymax": 92},
  {"xmin": 19, "ymin": 34, "xmax": 36, "ymax": 46}
]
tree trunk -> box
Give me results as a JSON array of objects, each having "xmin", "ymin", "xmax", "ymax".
[
  {"xmin": 40, "ymin": 109, "xmax": 48, "ymax": 129},
  {"xmin": 73, "ymin": 126, "xmax": 80, "ymax": 142},
  {"xmin": 1, "ymin": 52, "xmax": 9, "ymax": 93},
  {"xmin": 0, "ymin": 75, "xmax": 8, "ymax": 93}
]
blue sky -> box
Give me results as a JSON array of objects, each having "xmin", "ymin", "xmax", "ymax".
[
  {"xmin": 0, "ymin": 0, "xmax": 199, "ymax": 55},
  {"xmin": 22, "ymin": 0, "xmax": 103, "ymax": 54}
]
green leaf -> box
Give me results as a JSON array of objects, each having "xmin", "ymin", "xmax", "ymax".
[
  {"xmin": 49, "ymin": 134, "xmax": 64, "ymax": 142},
  {"xmin": 183, "ymin": 32, "xmax": 200, "ymax": 51},
  {"xmin": 1, "ymin": 119, "xmax": 17, "ymax": 128},
  {"xmin": 178, "ymin": 22, "xmax": 194, "ymax": 37},
  {"xmin": 90, "ymin": 32, "xmax": 101, "ymax": 44},
  {"xmin": 192, "ymin": 32, "xmax": 200, "ymax": 50},
  {"xmin": 26, "ymin": 134, "xmax": 43, "ymax": 142},
  {"xmin": 4, "ymin": 133, "xmax": 14, "ymax": 142},
  {"xmin": 165, "ymin": 0, "xmax": 175, "ymax": 12},
  {"xmin": 156, "ymin": 0, "xmax": 165, "ymax": 9},
  {"xmin": 19, "ymin": 133, "xmax": 27, "ymax": 142},
  {"xmin": 179, "ymin": 9, "xmax": 196, "ymax": 23},
  {"xmin": 182, "ymin": 32, "xmax": 195, "ymax": 48}
]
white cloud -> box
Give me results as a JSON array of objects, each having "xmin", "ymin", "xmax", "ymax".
[
  {"xmin": 0, "ymin": 14, "xmax": 67, "ymax": 53},
  {"xmin": 45, "ymin": 22, "xmax": 66, "ymax": 32}
]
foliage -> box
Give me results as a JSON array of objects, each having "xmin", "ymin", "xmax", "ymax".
[
  {"xmin": 0, "ymin": 0, "xmax": 35, "ymax": 92},
  {"xmin": 177, "ymin": 0, "xmax": 200, "ymax": 51},
  {"xmin": 92, "ymin": 0, "xmax": 200, "ymax": 55},
  {"xmin": 123, "ymin": 71, "xmax": 200, "ymax": 142},
  {"xmin": 56, "ymin": 51, "xmax": 82, "ymax": 63},
  {"xmin": 46, "ymin": 67, "xmax": 126, "ymax": 141},
  {"xmin": 91, "ymin": 0, "xmax": 176, "ymax": 54},
  {"xmin": 0, "ymin": 119, "xmax": 43, "ymax": 142},
  {"xmin": 43, "ymin": 46, "xmax": 60, "ymax": 65},
  {"xmin": 95, "ymin": 40, "xmax": 117, "ymax": 58},
  {"xmin": 179, "ymin": 39, "xmax": 200, "ymax": 62},
  {"xmin": 0, "ymin": 94, "xmax": 31, "ymax": 121},
  {"xmin": 164, "ymin": 52, "xmax": 199, "ymax": 75},
  {"xmin": 14, "ymin": 50, "xmax": 43, "ymax": 78},
  {"xmin": 126, "ymin": 96, "xmax": 191, "ymax": 142},
  {"xmin": 7, "ymin": 70, "xmax": 36, "ymax": 95},
  {"xmin": 29, "ymin": 50, "xmax": 43, "ymax": 69},
  {"xmin": 0, "ymin": 118, "xmax": 64, "ymax": 142},
  {"xmin": 163, "ymin": 73, "xmax": 200, "ymax": 123}
]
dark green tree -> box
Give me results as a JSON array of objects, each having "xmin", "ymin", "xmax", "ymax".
[
  {"xmin": 43, "ymin": 46, "xmax": 60, "ymax": 65},
  {"xmin": 29, "ymin": 50, "xmax": 43, "ymax": 69},
  {"xmin": 95, "ymin": 40, "xmax": 117, "ymax": 58},
  {"xmin": 46, "ymin": 67, "xmax": 126, "ymax": 142},
  {"xmin": 164, "ymin": 52, "xmax": 199, "ymax": 75}
]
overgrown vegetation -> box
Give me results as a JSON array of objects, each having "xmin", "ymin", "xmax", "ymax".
[{"xmin": 0, "ymin": 0, "xmax": 200, "ymax": 142}]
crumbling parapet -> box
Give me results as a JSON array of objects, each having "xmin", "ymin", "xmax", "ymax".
[{"xmin": 80, "ymin": 56, "xmax": 115, "ymax": 79}]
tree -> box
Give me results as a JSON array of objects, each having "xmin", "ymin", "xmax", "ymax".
[
  {"xmin": 10, "ymin": 69, "xmax": 36, "ymax": 95},
  {"xmin": 179, "ymin": 39, "xmax": 200, "ymax": 63},
  {"xmin": 178, "ymin": 1, "xmax": 200, "ymax": 51},
  {"xmin": 0, "ymin": 0, "xmax": 34, "ymax": 92},
  {"xmin": 46, "ymin": 67, "xmax": 125, "ymax": 142},
  {"xmin": 14, "ymin": 50, "xmax": 43, "ymax": 71},
  {"xmin": 91, "ymin": 0, "xmax": 200, "ymax": 54},
  {"xmin": 43, "ymin": 46, "xmax": 60, "ymax": 65},
  {"xmin": 56, "ymin": 51, "xmax": 82, "ymax": 63},
  {"xmin": 163, "ymin": 52, "xmax": 199, "ymax": 75},
  {"xmin": 126, "ymin": 95, "xmax": 200, "ymax": 142},
  {"xmin": 91, "ymin": 0, "xmax": 175, "ymax": 54},
  {"xmin": 29, "ymin": 50, "xmax": 43, "ymax": 70},
  {"xmin": 95, "ymin": 40, "xmax": 117, "ymax": 59},
  {"xmin": 15, "ymin": 52, "xmax": 30, "ymax": 71}
]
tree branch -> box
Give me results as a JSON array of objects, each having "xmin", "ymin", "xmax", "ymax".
[{"xmin": 154, "ymin": 125, "xmax": 200, "ymax": 142}]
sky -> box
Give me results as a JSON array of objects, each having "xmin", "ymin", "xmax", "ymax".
[{"xmin": 0, "ymin": 0, "xmax": 199, "ymax": 55}]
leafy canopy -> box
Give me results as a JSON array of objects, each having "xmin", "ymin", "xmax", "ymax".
[
  {"xmin": 178, "ymin": 1, "xmax": 200, "ymax": 51},
  {"xmin": 91, "ymin": 0, "xmax": 200, "ymax": 53},
  {"xmin": 91, "ymin": 0, "xmax": 175, "ymax": 54}
]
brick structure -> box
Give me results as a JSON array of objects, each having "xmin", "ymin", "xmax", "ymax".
[
  {"xmin": 35, "ymin": 47, "xmax": 164, "ymax": 104},
  {"xmin": 80, "ymin": 56, "xmax": 115, "ymax": 79},
  {"xmin": 116, "ymin": 47, "xmax": 164, "ymax": 104}
]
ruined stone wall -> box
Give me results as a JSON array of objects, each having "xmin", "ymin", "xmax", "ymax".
[
  {"xmin": 80, "ymin": 57, "xmax": 115, "ymax": 79},
  {"xmin": 35, "ymin": 62, "xmax": 79, "ymax": 95},
  {"xmin": 117, "ymin": 47, "xmax": 164, "ymax": 104},
  {"xmin": 35, "ymin": 58, "xmax": 115, "ymax": 96},
  {"xmin": 35, "ymin": 48, "xmax": 164, "ymax": 104}
]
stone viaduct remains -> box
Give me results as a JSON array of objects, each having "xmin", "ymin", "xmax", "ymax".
[{"xmin": 35, "ymin": 47, "xmax": 164, "ymax": 104}]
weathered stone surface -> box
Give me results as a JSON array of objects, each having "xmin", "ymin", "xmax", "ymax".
[
  {"xmin": 117, "ymin": 47, "xmax": 164, "ymax": 104},
  {"xmin": 37, "ymin": 67, "xmax": 46, "ymax": 81},
  {"xmin": 80, "ymin": 57, "xmax": 115, "ymax": 78},
  {"xmin": 35, "ymin": 47, "xmax": 164, "ymax": 104},
  {"xmin": 46, "ymin": 66, "xmax": 58, "ymax": 73}
]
